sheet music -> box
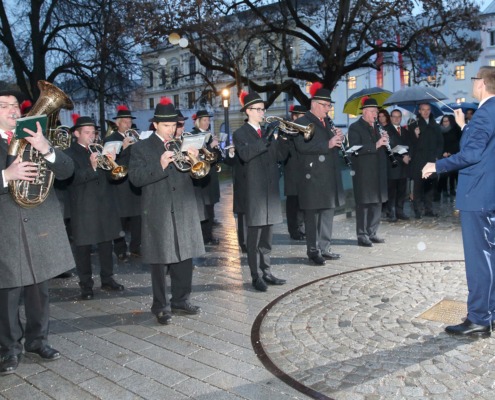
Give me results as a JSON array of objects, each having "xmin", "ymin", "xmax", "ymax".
[
  {"xmin": 392, "ymin": 145, "xmax": 409, "ymax": 155},
  {"xmin": 345, "ymin": 145, "xmax": 363, "ymax": 154},
  {"xmin": 102, "ymin": 141, "xmax": 123, "ymax": 155},
  {"xmin": 139, "ymin": 130, "xmax": 154, "ymax": 140},
  {"xmin": 180, "ymin": 134, "xmax": 206, "ymax": 152}
]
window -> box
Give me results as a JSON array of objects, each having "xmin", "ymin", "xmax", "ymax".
[
  {"xmin": 173, "ymin": 94, "xmax": 180, "ymax": 108},
  {"xmin": 189, "ymin": 56, "xmax": 196, "ymax": 80},
  {"xmin": 490, "ymin": 60, "xmax": 495, "ymax": 67},
  {"xmin": 490, "ymin": 31, "xmax": 495, "ymax": 46},
  {"xmin": 403, "ymin": 70, "xmax": 410, "ymax": 86},
  {"xmin": 160, "ymin": 69, "xmax": 167, "ymax": 86},
  {"xmin": 149, "ymin": 98, "xmax": 154, "ymax": 109},
  {"xmin": 172, "ymin": 67, "xmax": 179, "ymax": 85},
  {"xmin": 456, "ymin": 97, "xmax": 466, "ymax": 103},
  {"xmin": 266, "ymin": 50, "xmax": 274, "ymax": 70},
  {"xmin": 148, "ymin": 70, "xmax": 153, "ymax": 88},
  {"xmin": 348, "ymin": 76, "xmax": 356, "ymax": 90},
  {"xmin": 187, "ymin": 91, "xmax": 196, "ymax": 109},
  {"xmin": 247, "ymin": 53, "xmax": 256, "ymax": 72},
  {"xmin": 454, "ymin": 65, "xmax": 465, "ymax": 80}
]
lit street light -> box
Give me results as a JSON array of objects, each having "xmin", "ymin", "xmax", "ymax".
[{"xmin": 222, "ymin": 88, "xmax": 231, "ymax": 145}]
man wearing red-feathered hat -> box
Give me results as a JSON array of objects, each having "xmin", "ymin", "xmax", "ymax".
[
  {"xmin": 104, "ymin": 105, "xmax": 142, "ymax": 262},
  {"xmin": 293, "ymin": 82, "xmax": 345, "ymax": 265},
  {"xmin": 128, "ymin": 98, "xmax": 204, "ymax": 324},
  {"xmin": 348, "ymin": 97, "xmax": 389, "ymax": 247},
  {"xmin": 233, "ymin": 90, "xmax": 289, "ymax": 292}
]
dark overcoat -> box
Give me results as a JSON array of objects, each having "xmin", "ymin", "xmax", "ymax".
[
  {"xmin": 283, "ymin": 138, "xmax": 299, "ymax": 197},
  {"xmin": 104, "ymin": 131, "xmax": 141, "ymax": 217},
  {"xmin": 387, "ymin": 124, "xmax": 409, "ymax": 180},
  {"xmin": 233, "ymin": 123, "xmax": 288, "ymax": 227},
  {"xmin": 407, "ymin": 117, "xmax": 444, "ymax": 179},
  {"xmin": 0, "ymin": 142, "xmax": 75, "ymax": 289},
  {"xmin": 128, "ymin": 133, "xmax": 205, "ymax": 264},
  {"xmin": 64, "ymin": 143, "xmax": 121, "ymax": 246},
  {"xmin": 189, "ymin": 127, "xmax": 220, "ymax": 206},
  {"xmin": 348, "ymin": 117, "xmax": 388, "ymax": 204},
  {"xmin": 224, "ymin": 151, "xmax": 246, "ymax": 214},
  {"xmin": 293, "ymin": 112, "xmax": 345, "ymax": 210}
]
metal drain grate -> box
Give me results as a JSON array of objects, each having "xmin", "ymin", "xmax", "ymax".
[{"xmin": 419, "ymin": 299, "xmax": 467, "ymax": 325}]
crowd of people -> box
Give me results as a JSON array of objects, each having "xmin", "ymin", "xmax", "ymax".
[{"xmin": 1, "ymin": 66, "xmax": 492, "ymax": 375}]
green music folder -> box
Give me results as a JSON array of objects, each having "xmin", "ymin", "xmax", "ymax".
[{"xmin": 14, "ymin": 114, "xmax": 48, "ymax": 139}]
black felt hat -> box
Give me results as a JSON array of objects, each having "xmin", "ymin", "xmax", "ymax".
[
  {"xmin": 71, "ymin": 114, "xmax": 97, "ymax": 132},
  {"xmin": 290, "ymin": 104, "xmax": 307, "ymax": 114},
  {"xmin": 0, "ymin": 89, "xmax": 24, "ymax": 103},
  {"xmin": 192, "ymin": 110, "xmax": 212, "ymax": 120},
  {"xmin": 239, "ymin": 91, "xmax": 265, "ymax": 112},
  {"xmin": 360, "ymin": 97, "xmax": 379, "ymax": 109},
  {"xmin": 150, "ymin": 97, "xmax": 179, "ymax": 123},
  {"xmin": 309, "ymin": 82, "xmax": 334, "ymax": 103},
  {"xmin": 113, "ymin": 105, "xmax": 136, "ymax": 119}
]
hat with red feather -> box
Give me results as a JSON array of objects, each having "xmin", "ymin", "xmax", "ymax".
[
  {"xmin": 113, "ymin": 104, "xmax": 136, "ymax": 119},
  {"xmin": 289, "ymin": 104, "xmax": 307, "ymax": 115},
  {"xmin": 70, "ymin": 113, "xmax": 97, "ymax": 132},
  {"xmin": 150, "ymin": 97, "xmax": 179, "ymax": 123},
  {"xmin": 239, "ymin": 90, "xmax": 265, "ymax": 112},
  {"xmin": 192, "ymin": 110, "xmax": 213, "ymax": 120},
  {"xmin": 359, "ymin": 96, "xmax": 379, "ymax": 109},
  {"xmin": 309, "ymin": 82, "xmax": 334, "ymax": 103},
  {"xmin": 20, "ymin": 100, "xmax": 32, "ymax": 116}
]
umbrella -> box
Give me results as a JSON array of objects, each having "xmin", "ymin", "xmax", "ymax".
[
  {"xmin": 383, "ymin": 86, "xmax": 447, "ymax": 106},
  {"xmin": 391, "ymin": 103, "xmax": 444, "ymax": 119},
  {"xmin": 440, "ymin": 102, "xmax": 478, "ymax": 113},
  {"xmin": 343, "ymin": 87, "xmax": 392, "ymax": 115}
]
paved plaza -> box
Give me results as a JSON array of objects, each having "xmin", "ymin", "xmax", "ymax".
[{"xmin": 1, "ymin": 182, "xmax": 489, "ymax": 400}]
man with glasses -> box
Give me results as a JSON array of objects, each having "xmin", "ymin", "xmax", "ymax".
[
  {"xmin": 294, "ymin": 82, "xmax": 345, "ymax": 265},
  {"xmin": 233, "ymin": 91, "xmax": 289, "ymax": 292},
  {"xmin": 422, "ymin": 67, "xmax": 495, "ymax": 337}
]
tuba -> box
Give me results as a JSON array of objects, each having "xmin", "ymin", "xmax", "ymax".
[
  {"xmin": 264, "ymin": 116, "xmax": 315, "ymax": 140},
  {"xmin": 105, "ymin": 119, "xmax": 117, "ymax": 138},
  {"xmin": 164, "ymin": 138, "xmax": 210, "ymax": 179},
  {"xmin": 8, "ymin": 80, "xmax": 74, "ymax": 208}
]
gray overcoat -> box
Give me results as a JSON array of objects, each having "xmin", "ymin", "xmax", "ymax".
[
  {"xmin": 128, "ymin": 133, "xmax": 205, "ymax": 264},
  {"xmin": 293, "ymin": 112, "xmax": 345, "ymax": 210},
  {"xmin": 0, "ymin": 142, "xmax": 75, "ymax": 289},
  {"xmin": 232, "ymin": 123, "xmax": 288, "ymax": 227}
]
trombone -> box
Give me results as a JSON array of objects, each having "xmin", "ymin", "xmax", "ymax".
[{"xmin": 88, "ymin": 142, "xmax": 128, "ymax": 180}]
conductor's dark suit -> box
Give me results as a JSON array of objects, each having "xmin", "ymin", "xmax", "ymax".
[{"xmin": 436, "ymin": 96, "xmax": 495, "ymax": 327}]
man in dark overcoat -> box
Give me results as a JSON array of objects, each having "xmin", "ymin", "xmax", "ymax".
[
  {"xmin": 407, "ymin": 103, "xmax": 443, "ymax": 218},
  {"xmin": 348, "ymin": 98, "xmax": 388, "ymax": 247},
  {"xmin": 294, "ymin": 83, "xmax": 345, "ymax": 265},
  {"xmin": 190, "ymin": 110, "xmax": 221, "ymax": 245},
  {"xmin": 0, "ymin": 90, "xmax": 75, "ymax": 374},
  {"xmin": 65, "ymin": 116, "xmax": 124, "ymax": 300},
  {"xmin": 386, "ymin": 109, "xmax": 411, "ymax": 221},
  {"xmin": 284, "ymin": 104, "xmax": 306, "ymax": 241},
  {"xmin": 233, "ymin": 91, "xmax": 289, "ymax": 292},
  {"xmin": 129, "ymin": 97, "xmax": 205, "ymax": 325},
  {"xmin": 104, "ymin": 105, "xmax": 142, "ymax": 261}
]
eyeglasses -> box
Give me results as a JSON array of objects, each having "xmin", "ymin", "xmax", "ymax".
[
  {"xmin": 0, "ymin": 103, "xmax": 19, "ymax": 110},
  {"xmin": 176, "ymin": 123, "xmax": 184, "ymax": 127},
  {"xmin": 248, "ymin": 108, "xmax": 266, "ymax": 113},
  {"xmin": 471, "ymin": 77, "xmax": 482, "ymax": 81},
  {"xmin": 316, "ymin": 102, "xmax": 333, "ymax": 109}
]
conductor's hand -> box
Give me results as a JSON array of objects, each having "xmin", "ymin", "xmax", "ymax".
[
  {"xmin": 4, "ymin": 156, "xmax": 38, "ymax": 182},
  {"xmin": 454, "ymin": 108, "xmax": 466, "ymax": 129},
  {"xmin": 23, "ymin": 121, "xmax": 51, "ymax": 156},
  {"xmin": 422, "ymin": 162, "xmax": 436, "ymax": 179},
  {"xmin": 161, "ymin": 150, "xmax": 174, "ymax": 170}
]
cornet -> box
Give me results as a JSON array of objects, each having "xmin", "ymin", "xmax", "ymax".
[
  {"xmin": 164, "ymin": 139, "xmax": 210, "ymax": 179},
  {"xmin": 264, "ymin": 116, "xmax": 315, "ymax": 141},
  {"xmin": 125, "ymin": 129, "xmax": 140, "ymax": 143},
  {"xmin": 88, "ymin": 142, "xmax": 128, "ymax": 180}
]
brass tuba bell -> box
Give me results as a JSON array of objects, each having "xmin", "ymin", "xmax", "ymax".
[{"xmin": 8, "ymin": 80, "xmax": 74, "ymax": 208}]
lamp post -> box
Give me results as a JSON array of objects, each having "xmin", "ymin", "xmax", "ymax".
[{"xmin": 221, "ymin": 88, "xmax": 231, "ymax": 145}]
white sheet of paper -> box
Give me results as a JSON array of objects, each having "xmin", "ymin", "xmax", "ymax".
[
  {"xmin": 392, "ymin": 145, "xmax": 409, "ymax": 154},
  {"xmin": 346, "ymin": 145, "xmax": 363, "ymax": 154},
  {"xmin": 181, "ymin": 134, "xmax": 206, "ymax": 152},
  {"xmin": 102, "ymin": 141, "xmax": 123, "ymax": 155},
  {"xmin": 139, "ymin": 130, "xmax": 154, "ymax": 140}
]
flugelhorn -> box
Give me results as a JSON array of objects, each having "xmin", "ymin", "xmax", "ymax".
[
  {"xmin": 48, "ymin": 125, "xmax": 72, "ymax": 150},
  {"xmin": 88, "ymin": 143, "xmax": 128, "ymax": 180},
  {"xmin": 125, "ymin": 129, "xmax": 140, "ymax": 143},
  {"xmin": 164, "ymin": 139, "xmax": 210, "ymax": 179},
  {"xmin": 264, "ymin": 116, "xmax": 315, "ymax": 140}
]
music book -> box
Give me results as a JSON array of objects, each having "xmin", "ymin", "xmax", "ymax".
[
  {"xmin": 392, "ymin": 145, "xmax": 409, "ymax": 154},
  {"xmin": 14, "ymin": 114, "xmax": 48, "ymax": 139}
]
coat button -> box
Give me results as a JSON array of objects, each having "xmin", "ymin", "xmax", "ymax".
[
  {"xmin": 172, "ymin": 187, "xmax": 176, "ymax": 191},
  {"xmin": 23, "ymin": 218, "xmax": 28, "ymax": 222}
]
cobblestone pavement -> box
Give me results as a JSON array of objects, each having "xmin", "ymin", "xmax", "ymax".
[{"xmin": 0, "ymin": 183, "xmax": 473, "ymax": 400}]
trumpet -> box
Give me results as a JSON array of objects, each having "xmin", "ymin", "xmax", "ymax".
[
  {"xmin": 264, "ymin": 116, "xmax": 315, "ymax": 141},
  {"xmin": 327, "ymin": 118, "xmax": 352, "ymax": 167},
  {"xmin": 374, "ymin": 119, "xmax": 398, "ymax": 168},
  {"xmin": 125, "ymin": 129, "xmax": 140, "ymax": 143},
  {"xmin": 164, "ymin": 139, "xmax": 210, "ymax": 179},
  {"xmin": 88, "ymin": 143, "xmax": 128, "ymax": 180}
]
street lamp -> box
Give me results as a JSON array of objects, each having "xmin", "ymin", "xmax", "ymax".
[{"xmin": 221, "ymin": 88, "xmax": 231, "ymax": 145}]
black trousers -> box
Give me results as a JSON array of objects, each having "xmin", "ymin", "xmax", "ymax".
[
  {"xmin": 413, "ymin": 177, "xmax": 435, "ymax": 214},
  {"xmin": 247, "ymin": 225, "xmax": 273, "ymax": 280},
  {"xmin": 75, "ymin": 240, "xmax": 114, "ymax": 288},
  {"xmin": 236, "ymin": 212, "xmax": 247, "ymax": 248},
  {"xmin": 201, "ymin": 204, "xmax": 215, "ymax": 241},
  {"xmin": 355, "ymin": 203, "xmax": 381, "ymax": 240},
  {"xmin": 0, "ymin": 281, "xmax": 50, "ymax": 357},
  {"xmin": 114, "ymin": 215, "xmax": 142, "ymax": 255},
  {"xmin": 387, "ymin": 178, "xmax": 408, "ymax": 217},
  {"xmin": 150, "ymin": 259, "xmax": 193, "ymax": 316},
  {"xmin": 286, "ymin": 195, "xmax": 304, "ymax": 236}
]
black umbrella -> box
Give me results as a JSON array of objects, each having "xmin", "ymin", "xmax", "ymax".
[{"xmin": 383, "ymin": 87, "xmax": 447, "ymax": 106}]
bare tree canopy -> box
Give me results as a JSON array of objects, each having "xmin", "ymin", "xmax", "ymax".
[{"xmin": 141, "ymin": 0, "xmax": 482, "ymax": 106}]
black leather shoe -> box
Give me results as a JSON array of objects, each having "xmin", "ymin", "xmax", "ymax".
[
  {"xmin": 156, "ymin": 312, "xmax": 172, "ymax": 325},
  {"xmin": 26, "ymin": 345, "xmax": 61, "ymax": 361},
  {"xmin": 357, "ymin": 238, "xmax": 373, "ymax": 247},
  {"xmin": 321, "ymin": 250, "xmax": 341, "ymax": 260},
  {"xmin": 262, "ymin": 273, "xmax": 286, "ymax": 285},
  {"xmin": 54, "ymin": 271, "xmax": 75, "ymax": 279},
  {"xmin": 204, "ymin": 237, "xmax": 220, "ymax": 245},
  {"xmin": 387, "ymin": 217, "xmax": 398, "ymax": 223},
  {"xmin": 252, "ymin": 277, "xmax": 268, "ymax": 292},
  {"xmin": 424, "ymin": 211, "xmax": 439, "ymax": 217},
  {"xmin": 101, "ymin": 279, "xmax": 124, "ymax": 292},
  {"xmin": 80, "ymin": 287, "xmax": 94, "ymax": 300},
  {"xmin": 0, "ymin": 355, "xmax": 20, "ymax": 375},
  {"xmin": 414, "ymin": 212, "xmax": 422, "ymax": 219},
  {"xmin": 396, "ymin": 214, "xmax": 410, "ymax": 220},
  {"xmin": 240, "ymin": 244, "xmax": 248, "ymax": 253},
  {"xmin": 117, "ymin": 253, "xmax": 129, "ymax": 262},
  {"xmin": 369, "ymin": 236, "xmax": 385, "ymax": 244},
  {"xmin": 130, "ymin": 251, "xmax": 141, "ymax": 258},
  {"xmin": 171, "ymin": 302, "xmax": 201, "ymax": 315},
  {"xmin": 445, "ymin": 319, "xmax": 491, "ymax": 337},
  {"xmin": 308, "ymin": 252, "xmax": 326, "ymax": 265},
  {"xmin": 290, "ymin": 233, "xmax": 305, "ymax": 241}
]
